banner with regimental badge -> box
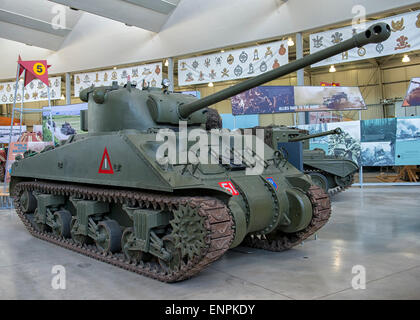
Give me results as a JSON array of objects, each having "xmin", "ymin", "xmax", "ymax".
[
  {"xmin": 73, "ymin": 62, "xmax": 163, "ymax": 97},
  {"xmin": 310, "ymin": 10, "xmax": 420, "ymax": 67},
  {"xmin": 178, "ymin": 40, "xmax": 289, "ymax": 86},
  {"xmin": 0, "ymin": 77, "xmax": 62, "ymax": 103}
]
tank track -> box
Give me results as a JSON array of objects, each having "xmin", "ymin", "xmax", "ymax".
[
  {"xmin": 242, "ymin": 185, "xmax": 331, "ymax": 251},
  {"xmin": 305, "ymin": 169, "xmax": 354, "ymax": 196},
  {"xmin": 14, "ymin": 181, "xmax": 234, "ymax": 282}
]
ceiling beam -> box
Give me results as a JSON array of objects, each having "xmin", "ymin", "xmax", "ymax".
[
  {"xmin": 0, "ymin": 9, "xmax": 71, "ymax": 37},
  {"xmin": 122, "ymin": 0, "xmax": 178, "ymax": 15}
]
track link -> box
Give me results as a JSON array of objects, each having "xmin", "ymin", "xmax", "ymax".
[
  {"xmin": 305, "ymin": 169, "xmax": 354, "ymax": 196},
  {"xmin": 14, "ymin": 181, "xmax": 235, "ymax": 282},
  {"xmin": 242, "ymin": 185, "xmax": 331, "ymax": 251}
]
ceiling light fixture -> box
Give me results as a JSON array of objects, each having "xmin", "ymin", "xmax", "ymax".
[
  {"xmin": 221, "ymin": 50, "xmax": 225, "ymax": 53},
  {"xmin": 113, "ymin": 67, "xmax": 117, "ymax": 70},
  {"xmin": 329, "ymin": 65, "xmax": 336, "ymax": 73},
  {"xmin": 208, "ymin": 82, "xmax": 214, "ymax": 87},
  {"xmin": 287, "ymin": 37, "xmax": 294, "ymax": 47},
  {"xmin": 402, "ymin": 54, "xmax": 410, "ymax": 63}
]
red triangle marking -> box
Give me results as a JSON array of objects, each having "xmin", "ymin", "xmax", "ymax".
[{"xmin": 98, "ymin": 147, "xmax": 114, "ymax": 174}]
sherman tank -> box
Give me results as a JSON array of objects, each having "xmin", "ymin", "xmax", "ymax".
[
  {"xmin": 9, "ymin": 23, "xmax": 390, "ymax": 282},
  {"xmin": 255, "ymin": 126, "xmax": 358, "ymax": 194}
]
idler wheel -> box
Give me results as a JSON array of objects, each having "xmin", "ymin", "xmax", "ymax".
[
  {"xmin": 308, "ymin": 172, "xmax": 329, "ymax": 191},
  {"xmin": 95, "ymin": 220, "xmax": 122, "ymax": 253},
  {"xmin": 121, "ymin": 227, "xmax": 151, "ymax": 263},
  {"xmin": 52, "ymin": 210, "xmax": 72, "ymax": 238},
  {"xmin": 70, "ymin": 218, "xmax": 92, "ymax": 245},
  {"xmin": 334, "ymin": 174, "xmax": 353, "ymax": 187},
  {"xmin": 21, "ymin": 190, "xmax": 37, "ymax": 213},
  {"xmin": 158, "ymin": 235, "xmax": 182, "ymax": 272}
]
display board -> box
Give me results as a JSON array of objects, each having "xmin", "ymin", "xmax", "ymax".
[
  {"xmin": 395, "ymin": 118, "xmax": 420, "ymax": 165},
  {"xmin": 5, "ymin": 141, "xmax": 52, "ymax": 184},
  {"xmin": 221, "ymin": 114, "xmax": 259, "ymax": 130},
  {"xmin": 231, "ymin": 86, "xmax": 366, "ymax": 115},
  {"xmin": 73, "ymin": 63, "xmax": 162, "ymax": 97},
  {"xmin": 310, "ymin": 10, "xmax": 420, "ymax": 68},
  {"xmin": 299, "ymin": 117, "xmax": 420, "ymax": 166},
  {"xmin": 178, "ymin": 40, "xmax": 288, "ymax": 86},
  {"xmin": 361, "ymin": 118, "xmax": 396, "ymax": 166},
  {"xmin": 0, "ymin": 126, "xmax": 27, "ymax": 144},
  {"xmin": 402, "ymin": 78, "xmax": 420, "ymax": 107},
  {"xmin": 42, "ymin": 103, "xmax": 87, "ymax": 143},
  {"xmin": 0, "ymin": 77, "xmax": 62, "ymax": 103}
]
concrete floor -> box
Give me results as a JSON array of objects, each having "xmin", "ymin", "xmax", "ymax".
[{"xmin": 1, "ymin": 186, "xmax": 420, "ymax": 300}]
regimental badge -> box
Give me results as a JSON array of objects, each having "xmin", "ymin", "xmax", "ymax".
[
  {"xmin": 25, "ymin": 93, "xmax": 29, "ymax": 100},
  {"xmin": 215, "ymin": 56, "xmax": 223, "ymax": 65},
  {"xmin": 342, "ymin": 51, "xmax": 349, "ymax": 60},
  {"xmin": 38, "ymin": 81, "xmax": 44, "ymax": 89},
  {"xmin": 209, "ymin": 70, "xmax": 216, "ymax": 79},
  {"xmin": 151, "ymin": 79, "xmax": 157, "ymax": 87},
  {"xmin": 30, "ymin": 82, "xmax": 34, "ymax": 89},
  {"xmin": 331, "ymin": 32, "xmax": 343, "ymax": 44},
  {"xmin": 312, "ymin": 36, "xmax": 323, "ymax": 49},
  {"xmin": 391, "ymin": 18, "xmax": 405, "ymax": 32},
  {"xmin": 51, "ymin": 89, "xmax": 56, "ymax": 98},
  {"xmin": 95, "ymin": 73, "xmax": 100, "ymax": 82},
  {"xmin": 376, "ymin": 43, "xmax": 384, "ymax": 54},
  {"xmin": 265, "ymin": 47, "xmax": 273, "ymax": 58},
  {"xmin": 260, "ymin": 61, "xmax": 267, "ymax": 72},
  {"xmin": 1, "ymin": 95, "xmax": 6, "ymax": 102},
  {"xmin": 192, "ymin": 60, "xmax": 199, "ymax": 69},
  {"xmin": 83, "ymin": 74, "xmax": 90, "ymax": 84},
  {"xmin": 104, "ymin": 73, "xmax": 108, "ymax": 82},
  {"xmin": 221, "ymin": 68, "xmax": 229, "ymax": 77},
  {"xmin": 357, "ymin": 47, "xmax": 366, "ymax": 57},
  {"xmin": 111, "ymin": 71, "xmax": 118, "ymax": 80},
  {"xmin": 395, "ymin": 35, "xmax": 410, "ymax": 50},
  {"xmin": 204, "ymin": 58, "xmax": 211, "ymax": 68},
  {"xmin": 198, "ymin": 71, "xmax": 205, "ymax": 81},
  {"xmin": 234, "ymin": 65, "xmax": 243, "ymax": 77},
  {"xmin": 248, "ymin": 63, "xmax": 254, "ymax": 74},
  {"xmin": 142, "ymin": 69, "xmax": 151, "ymax": 76},
  {"xmin": 227, "ymin": 54, "xmax": 234, "ymax": 65},
  {"xmin": 121, "ymin": 70, "xmax": 128, "ymax": 79},
  {"xmin": 55, "ymin": 79, "xmax": 60, "ymax": 87},
  {"xmin": 16, "ymin": 93, "xmax": 21, "ymax": 101},
  {"xmin": 6, "ymin": 84, "xmax": 11, "ymax": 92},
  {"xmin": 278, "ymin": 44, "xmax": 286, "ymax": 55},
  {"xmin": 0, "ymin": 85, "xmax": 3, "ymax": 91},
  {"xmin": 132, "ymin": 69, "xmax": 139, "ymax": 78},
  {"xmin": 76, "ymin": 76, "xmax": 80, "ymax": 84},
  {"xmin": 9, "ymin": 94, "xmax": 14, "ymax": 102},
  {"xmin": 155, "ymin": 65, "xmax": 161, "ymax": 75},
  {"xmin": 239, "ymin": 51, "xmax": 248, "ymax": 63},
  {"xmin": 185, "ymin": 72, "xmax": 194, "ymax": 82},
  {"xmin": 13, "ymin": 83, "xmax": 17, "ymax": 90},
  {"xmin": 32, "ymin": 92, "xmax": 38, "ymax": 99},
  {"xmin": 180, "ymin": 62, "xmax": 187, "ymax": 71},
  {"xmin": 416, "ymin": 14, "xmax": 420, "ymax": 28},
  {"xmin": 272, "ymin": 59, "xmax": 280, "ymax": 69},
  {"xmin": 253, "ymin": 49, "xmax": 259, "ymax": 61}
]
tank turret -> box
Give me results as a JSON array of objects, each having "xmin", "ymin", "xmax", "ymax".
[{"xmin": 80, "ymin": 23, "xmax": 391, "ymax": 133}]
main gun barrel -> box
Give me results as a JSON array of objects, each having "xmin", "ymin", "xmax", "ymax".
[
  {"xmin": 178, "ymin": 22, "xmax": 391, "ymax": 119},
  {"xmin": 289, "ymin": 128, "xmax": 342, "ymax": 142}
]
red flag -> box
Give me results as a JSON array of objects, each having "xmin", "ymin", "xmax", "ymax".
[{"xmin": 17, "ymin": 57, "xmax": 50, "ymax": 87}]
